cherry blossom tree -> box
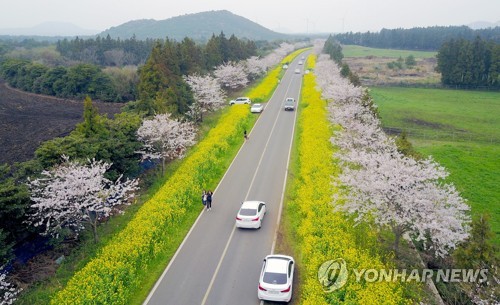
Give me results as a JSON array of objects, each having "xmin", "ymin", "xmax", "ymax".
[
  {"xmin": 244, "ymin": 56, "xmax": 267, "ymax": 80},
  {"xmin": 184, "ymin": 73, "xmax": 226, "ymax": 122},
  {"xmin": 27, "ymin": 156, "xmax": 138, "ymax": 243},
  {"xmin": 314, "ymin": 49, "xmax": 470, "ymax": 257},
  {"xmin": 136, "ymin": 113, "xmax": 197, "ymax": 174},
  {"xmin": 258, "ymin": 42, "xmax": 297, "ymax": 70},
  {"xmin": 213, "ymin": 61, "xmax": 248, "ymax": 90},
  {"xmin": 336, "ymin": 150, "xmax": 470, "ymax": 257},
  {"xmin": 0, "ymin": 268, "xmax": 21, "ymax": 305},
  {"xmin": 274, "ymin": 42, "xmax": 295, "ymax": 59}
]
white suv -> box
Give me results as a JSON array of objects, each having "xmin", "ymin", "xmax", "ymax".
[{"xmin": 229, "ymin": 97, "xmax": 251, "ymax": 105}]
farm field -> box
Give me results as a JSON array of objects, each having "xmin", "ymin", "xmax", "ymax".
[
  {"xmin": 342, "ymin": 45, "xmax": 437, "ymax": 58},
  {"xmin": 342, "ymin": 45, "xmax": 440, "ymax": 86},
  {"xmin": 370, "ymin": 87, "xmax": 500, "ymax": 244},
  {"xmin": 0, "ymin": 81, "xmax": 123, "ymax": 165}
]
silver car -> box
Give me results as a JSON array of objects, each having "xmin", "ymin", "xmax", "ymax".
[
  {"xmin": 229, "ymin": 97, "xmax": 251, "ymax": 105},
  {"xmin": 250, "ymin": 103, "xmax": 264, "ymax": 113},
  {"xmin": 284, "ymin": 98, "xmax": 295, "ymax": 111}
]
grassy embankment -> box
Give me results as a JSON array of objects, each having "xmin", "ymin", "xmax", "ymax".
[{"xmin": 371, "ymin": 87, "xmax": 500, "ymax": 244}]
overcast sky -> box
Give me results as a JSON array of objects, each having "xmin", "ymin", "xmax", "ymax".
[{"xmin": 1, "ymin": 0, "xmax": 499, "ymax": 34}]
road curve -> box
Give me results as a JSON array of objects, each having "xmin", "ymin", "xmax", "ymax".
[{"xmin": 145, "ymin": 51, "xmax": 309, "ymax": 305}]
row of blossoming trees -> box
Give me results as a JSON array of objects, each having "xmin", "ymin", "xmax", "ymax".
[
  {"xmin": 308, "ymin": 40, "xmax": 499, "ymax": 303},
  {"xmin": 314, "ymin": 50, "xmax": 470, "ymax": 257},
  {"xmin": 183, "ymin": 42, "xmax": 296, "ymax": 122},
  {"xmin": 0, "ymin": 42, "xmax": 303, "ymax": 303}
]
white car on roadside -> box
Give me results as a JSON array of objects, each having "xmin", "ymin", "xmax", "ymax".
[
  {"xmin": 258, "ymin": 254, "xmax": 295, "ymax": 302},
  {"xmin": 236, "ymin": 201, "xmax": 266, "ymax": 229},
  {"xmin": 250, "ymin": 103, "xmax": 264, "ymax": 113},
  {"xmin": 229, "ymin": 97, "xmax": 251, "ymax": 105}
]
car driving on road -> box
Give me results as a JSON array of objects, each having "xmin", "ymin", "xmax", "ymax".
[
  {"xmin": 258, "ymin": 254, "xmax": 295, "ymax": 302},
  {"xmin": 229, "ymin": 97, "xmax": 251, "ymax": 105},
  {"xmin": 284, "ymin": 98, "xmax": 295, "ymax": 111},
  {"xmin": 294, "ymin": 68, "xmax": 300, "ymax": 74},
  {"xmin": 236, "ymin": 201, "xmax": 266, "ymax": 229},
  {"xmin": 250, "ymin": 103, "xmax": 264, "ymax": 113}
]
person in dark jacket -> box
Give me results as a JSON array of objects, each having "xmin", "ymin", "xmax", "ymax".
[{"xmin": 206, "ymin": 191, "xmax": 213, "ymax": 211}]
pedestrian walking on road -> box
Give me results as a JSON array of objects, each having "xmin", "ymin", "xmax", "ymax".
[
  {"xmin": 206, "ymin": 191, "xmax": 213, "ymax": 211},
  {"xmin": 202, "ymin": 190, "xmax": 207, "ymax": 206}
]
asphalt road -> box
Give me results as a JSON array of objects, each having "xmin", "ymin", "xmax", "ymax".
[{"xmin": 145, "ymin": 52, "xmax": 309, "ymax": 305}]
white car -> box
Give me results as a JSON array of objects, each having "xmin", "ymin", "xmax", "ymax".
[
  {"xmin": 229, "ymin": 97, "xmax": 251, "ymax": 105},
  {"xmin": 250, "ymin": 103, "xmax": 264, "ymax": 113},
  {"xmin": 235, "ymin": 201, "xmax": 266, "ymax": 229},
  {"xmin": 294, "ymin": 68, "xmax": 300, "ymax": 74},
  {"xmin": 284, "ymin": 98, "xmax": 295, "ymax": 111},
  {"xmin": 298, "ymin": 61, "xmax": 303, "ymax": 65},
  {"xmin": 258, "ymin": 255, "xmax": 295, "ymax": 302}
]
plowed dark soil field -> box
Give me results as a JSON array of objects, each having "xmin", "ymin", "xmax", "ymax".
[{"xmin": 0, "ymin": 81, "xmax": 124, "ymax": 165}]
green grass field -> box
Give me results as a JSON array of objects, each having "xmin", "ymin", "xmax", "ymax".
[
  {"xmin": 343, "ymin": 45, "xmax": 437, "ymax": 58},
  {"xmin": 370, "ymin": 87, "xmax": 500, "ymax": 244}
]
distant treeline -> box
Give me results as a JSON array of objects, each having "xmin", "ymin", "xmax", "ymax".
[
  {"xmin": 437, "ymin": 37, "xmax": 500, "ymax": 88},
  {"xmin": 0, "ymin": 59, "xmax": 125, "ymax": 101},
  {"xmin": 0, "ymin": 38, "xmax": 52, "ymax": 56},
  {"xmin": 333, "ymin": 26, "xmax": 500, "ymax": 50},
  {"xmin": 135, "ymin": 32, "xmax": 257, "ymax": 115},
  {"xmin": 0, "ymin": 32, "xmax": 256, "ymax": 102},
  {"xmin": 56, "ymin": 34, "xmax": 155, "ymax": 66}
]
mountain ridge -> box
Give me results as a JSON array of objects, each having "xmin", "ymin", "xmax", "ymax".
[
  {"xmin": 99, "ymin": 10, "xmax": 287, "ymax": 41},
  {"xmin": 0, "ymin": 21, "xmax": 98, "ymax": 36}
]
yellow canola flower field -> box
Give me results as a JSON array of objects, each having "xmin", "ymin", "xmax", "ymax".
[
  {"xmin": 290, "ymin": 55, "xmax": 410, "ymax": 304},
  {"xmin": 51, "ymin": 50, "xmax": 304, "ymax": 304}
]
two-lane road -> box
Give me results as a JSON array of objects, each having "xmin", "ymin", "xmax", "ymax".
[{"xmin": 145, "ymin": 52, "xmax": 309, "ymax": 305}]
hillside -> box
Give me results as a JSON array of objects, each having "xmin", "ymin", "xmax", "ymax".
[{"xmin": 99, "ymin": 10, "xmax": 287, "ymax": 41}]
